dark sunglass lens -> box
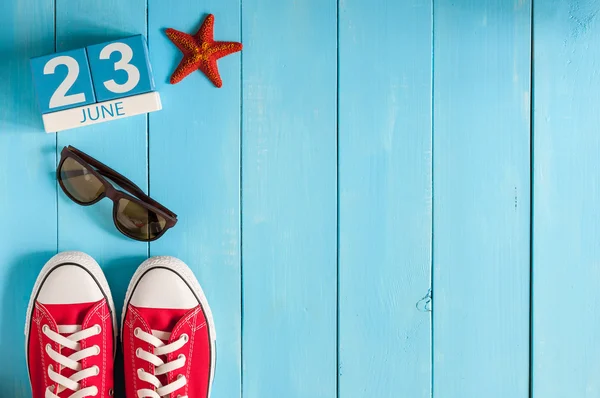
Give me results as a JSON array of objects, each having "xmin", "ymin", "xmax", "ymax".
[
  {"xmin": 115, "ymin": 198, "xmax": 167, "ymax": 241},
  {"xmin": 60, "ymin": 157, "xmax": 105, "ymax": 203}
]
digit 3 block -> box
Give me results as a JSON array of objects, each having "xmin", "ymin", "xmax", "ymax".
[
  {"xmin": 86, "ymin": 35, "xmax": 155, "ymax": 102},
  {"xmin": 30, "ymin": 34, "xmax": 161, "ymax": 133}
]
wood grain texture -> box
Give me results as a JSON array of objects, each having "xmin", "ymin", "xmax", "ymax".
[
  {"xmin": 338, "ymin": 0, "xmax": 432, "ymax": 397},
  {"xmin": 532, "ymin": 1, "xmax": 600, "ymax": 396},
  {"xmin": 241, "ymin": 0, "xmax": 337, "ymax": 397},
  {"xmin": 0, "ymin": 1, "xmax": 56, "ymax": 396},
  {"xmin": 433, "ymin": 1, "xmax": 531, "ymax": 397},
  {"xmin": 148, "ymin": 2, "xmax": 241, "ymax": 398}
]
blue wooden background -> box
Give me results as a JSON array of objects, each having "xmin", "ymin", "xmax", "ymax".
[{"xmin": 0, "ymin": 0, "xmax": 596, "ymax": 397}]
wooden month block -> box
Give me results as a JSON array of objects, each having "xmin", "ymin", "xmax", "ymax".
[
  {"xmin": 86, "ymin": 35, "xmax": 155, "ymax": 102},
  {"xmin": 30, "ymin": 48, "xmax": 96, "ymax": 114},
  {"xmin": 41, "ymin": 91, "xmax": 161, "ymax": 132}
]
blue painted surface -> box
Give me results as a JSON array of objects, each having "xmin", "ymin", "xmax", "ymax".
[
  {"xmin": 338, "ymin": 0, "xmax": 432, "ymax": 397},
  {"xmin": 87, "ymin": 35, "xmax": 155, "ymax": 102},
  {"xmin": 532, "ymin": 1, "xmax": 600, "ymax": 397},
  {"xmin": 30, "ymin": 48, "xmax": 96, "ymax": 113},
  {"xmin": 241, "ymin": 0, "xmax": 337, "ymax": 397},
  {"xmin": 433, "ymin": 1, "xmax": 531, "ymax": 397},
  {"xmin": 1, "ymin": 0, "xmax": 598, "ymax": 397}
]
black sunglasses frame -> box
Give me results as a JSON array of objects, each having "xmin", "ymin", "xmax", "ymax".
[{"xmin": 57, "ymin": 146, "xmax": 177, "ymax": 242}]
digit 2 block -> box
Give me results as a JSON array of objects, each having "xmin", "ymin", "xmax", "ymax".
[
  {"xmin": 86, "ymin": 35, "xmax": 155, "ymax": 102},
  {"xmin": 30, "ymin": 48, "xmax": 96, "ymax": 113},
  {"xmin": 30, "ymin": 35, "xmax": 161, "ymax": 133}
]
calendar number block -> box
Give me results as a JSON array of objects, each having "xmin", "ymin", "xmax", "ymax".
[
  {"xmin": 86, "ymin": 35, "xmax": 155, "ymax": 102},
  {"xmin": 30, "ymin": 48, "xmax": 96, "ymax": 113}
]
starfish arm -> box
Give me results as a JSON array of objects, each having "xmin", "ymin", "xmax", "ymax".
[
  {"xmin": 170, "ymin": 55, "xmax": 202, "ymax": 84},
  {"xmin": 196, "ymin": 14, "xmax": 215, "ymax": 43},
  {"xmin": 209, "ymin": 41, "xmax": 243, "ymax": 60},
  {"xmin": 198, "ymin": 59, "xmax": 223, "ymax": 88},
  {"xmin": 165, "ymin": 28, "xmax": 198, "ymax": 54}
]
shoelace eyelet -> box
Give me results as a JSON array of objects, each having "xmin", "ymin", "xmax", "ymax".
[
  {"xmin": 93, "ymin": 345, "xmax": 100, "ymax": 355},
  {"xmin": 93, "ymin": 365, "xmax": 100, "ymax": 376},
  {"xmin": 45, "ymin": 344, "xmax": 51, "ymax": 354},
  {"xmin": 134, "ymin": 327, "xmax": 141, "ymax": 337},
  {"xmin": 94, "ymin": 324, "xmax": 102, "ymax": 334},
  {"xmin": 42, "ymin": 325, "xmax": 49, "ymax": 333},
  {"xmin": 108, "ymin": 388, "xmax": 114, "ymax": 396},
  {"xmin": 180, "ymin": 333, "xmax": 189, "ymax": 342}
]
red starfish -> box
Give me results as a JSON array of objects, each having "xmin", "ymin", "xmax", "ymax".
[{"xmin": 166, "ymin": 14, "xmax": 242, "ymax": 87}]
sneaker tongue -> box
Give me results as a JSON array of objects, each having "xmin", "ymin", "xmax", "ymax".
[
  {"xmin": 132, "ymin": 305, "xmax": 190, "ymax": 333},
  {"xmin": 41, "ymin": 300, "xmax": 102, "ymax": 326}
]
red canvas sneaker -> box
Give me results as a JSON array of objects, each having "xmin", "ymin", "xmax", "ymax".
[
  {"xmin": 25, "ymin": 251, "xmax": 117, "ymax": 398},
  {"xmin": 122, "ymin": 256, "xmax": 216, "ymax": 398}
]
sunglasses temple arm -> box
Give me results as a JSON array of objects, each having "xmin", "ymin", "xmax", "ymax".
[
  {"xmin": 69, "ymin": 148, "xmax": 147, "ymax": 196},
  {"xmin": 97, "ymin": 169, "xmax": 150, "ymax": 200},
  {"xmin": 96, "ymin": 169, "xmax": 178, "ymax": 219},
  {"xmin": 61, "ymin": 169, "xmax": 148, "ymax": 203},
  {"xmin": 97, "ymin": 169, "xmax": 145, "ymax": 196},
  {"xmin": 62, "ymin": 169, "xmax": 149, "ymax": 205},
  {"xmin": 64, "ymin": 147, "xmax": 178, "ymax": 221}
]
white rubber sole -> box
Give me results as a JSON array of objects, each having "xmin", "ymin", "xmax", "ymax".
[
  {"xmin": 121, "ymin": 256, "xmax": 217, "ymax": 397},
  {"xmin": 24, "ymin": 251, "xmax": 117, "ymax": 385}
]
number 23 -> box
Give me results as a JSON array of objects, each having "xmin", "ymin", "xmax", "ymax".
[{"xmin": 43, "ymin": 42, "xmax": 140, "ymax": 108}]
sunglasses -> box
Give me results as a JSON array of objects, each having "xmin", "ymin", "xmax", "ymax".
[{"xmin": 57, "ymin": 146, "xmax": 177, "ymax": 241}]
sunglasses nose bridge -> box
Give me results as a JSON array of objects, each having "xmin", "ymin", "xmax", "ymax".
[{"xmin": 102, "ymin": 183, "xmax": 119, "ymax": 201}]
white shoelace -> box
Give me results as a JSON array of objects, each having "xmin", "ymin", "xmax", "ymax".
[
  {"xmin": 42, "ymin": 324, "xmax": 102, "ymax": 398},
  {"xmin": 134, "ymin": 328, "xmax": 189, "ymax": 398}
]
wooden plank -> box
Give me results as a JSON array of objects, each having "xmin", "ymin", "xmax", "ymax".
[
  {"xmin": 532, "ymin": 1, "xmax": 600, "ymax": 396},
  {"xmin": 55, "ymin": 0, "xmax": 149, "ymax": 394},
  {"xmin": 55, "ymin": 0, "xmax": 148, "ymax": 308},
  {"xmin": 338, "ymin": 0, "xmax": 432, "ymax": 397},
  {"xmin": 433, "ymin": 1, "xmax": 531, "ymax": 397},
  {"xmin": 0, "ymin": 1, "xmax": 56, "ymax": 396},
  {"xmin": 241, "ymin": 0, "xmax": 337, "ymax": 397},
  {"xmin": 147, "ymin": 3, "xmax": 241, "ymax": 398}
]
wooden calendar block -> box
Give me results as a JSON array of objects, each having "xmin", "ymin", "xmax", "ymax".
[
  {"xmin": 30, "ymin": 48, "xmax": 96, "ymax": 113},
  {"xmin": 41, "ymin": 91, "xmax": 162, "ymax": 132},
  {"xmin": 86, "ymin": 35, "xmax": 155, "ymax": 102},
  {"xmin": 30, "ymin": 35, "xmax": 161, "ymax": 132}
]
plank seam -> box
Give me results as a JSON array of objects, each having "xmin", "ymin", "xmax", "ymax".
[
  {"xmin": 335, "ymin": 0, "xmax": 340, "ymax": 395},
  {"xmin": 54, "ymin": 0, "xmax": 58, "ymax": 253},
  {"xmin": 145, "ymin": 0, "xmax": 150, "ymax": 259},
  {"xmin": 239, "ymin": 0, "xmax": 244, "ymax": 397},
  {"xmin": 528, "ymin": 0, "xmax": 535, "ymax": 397},
  {"xmin": 430, "ymin": 1, "xmax": 435, "ymax": 397}
]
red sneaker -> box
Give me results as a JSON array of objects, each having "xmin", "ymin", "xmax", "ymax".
[
  {"xmin": 25, "ymin": 252, "xmax": 117, "ymax": 398},
  {"xmin": 122, "ymin": 256, "xmax": 216, "ymax": 398}
]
